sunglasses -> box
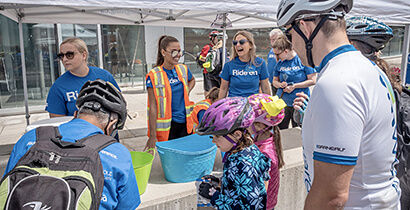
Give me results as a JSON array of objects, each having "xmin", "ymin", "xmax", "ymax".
[
  {"xmin": 57, "ymin": 51, "xmax": 76, "ymax": 60},
  {"xmin": 233, "ymin": 39, "xmax": 248, "ymax": 46},
  {"xmin": 166, "ymin": 50, "xmax": 182, "ymax": 58}
]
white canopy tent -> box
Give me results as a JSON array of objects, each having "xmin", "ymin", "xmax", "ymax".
[{"xmin": 0, "ymin": 0, "xmax": 410, "ymax": 125}]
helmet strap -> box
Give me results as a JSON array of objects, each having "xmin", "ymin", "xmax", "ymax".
[
  {"xmin": 254, "ymin": 125, "xmax": 272, "ymax": 141},
  {"xmin": 222, "ymin": 134, "xmax": 238, "ymax": 163},
  {"xmin": 292, "ymin": 15, "xmax": 329, "ymax": 67},
  {"xmin": 104, "ymin": 112, "xmax": 112, "ymax": 136}
]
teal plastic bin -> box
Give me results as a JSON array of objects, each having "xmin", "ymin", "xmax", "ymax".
[{"xmin": 156, "ymin": 134, "xmax": 217, "ymax": 183}]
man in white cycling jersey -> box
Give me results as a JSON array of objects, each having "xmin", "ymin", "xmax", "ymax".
[{"xmin": 276, "ymin": 0, "xmax": 401, "ymax": 209}]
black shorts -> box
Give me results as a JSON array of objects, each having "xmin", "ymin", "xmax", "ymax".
[{"xmin": 203, "ymin": 73, "xmax": 221, "ymax": 92}]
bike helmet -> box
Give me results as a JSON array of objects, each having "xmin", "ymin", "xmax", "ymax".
[
  {"xmin": 76, "ymin": 79, "xmax": 127, "ymax": 129},
  {"xmin": 209, "ymin": 30, "xmax": 223, "ymax": 39},
  {"xmin": 248, "ymin": 94, "xmax": 286, "ymax": 126},
  {"xmin": 346, "ymin": 16, "xmax": 393, "ymax": 51},
  {"xmin": 276, "ymin": 0, "xmax": 353, "ymax": 27},
  {"xmin": 196, "ymin": 97, "xmax": 255, "ymax": 136}
]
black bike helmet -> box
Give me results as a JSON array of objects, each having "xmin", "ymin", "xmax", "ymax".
[{"xmin": 76, "ymin": 79, "xmax": 127, "ymax": 129}]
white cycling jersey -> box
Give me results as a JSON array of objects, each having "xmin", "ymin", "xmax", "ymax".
[{"xmin": 302, "ymin": 45, "xmax": 400, "ymax": 209}]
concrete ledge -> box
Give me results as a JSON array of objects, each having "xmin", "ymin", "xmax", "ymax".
[
  {"xmin": 0, "ymin": 128, "xmax": 305, "ymax": 209},
  {"xmin": 133, "ymin": 128, "xmax": 305, "ymax": 209}
]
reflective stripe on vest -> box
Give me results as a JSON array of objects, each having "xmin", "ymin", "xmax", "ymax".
[
  {"xmin": 191, "ymin": 99, "xmax": 211, "ymax": 133},
  {"xmin": 147, "ymin": 64, "xmax": 194, "ymax": 141}
]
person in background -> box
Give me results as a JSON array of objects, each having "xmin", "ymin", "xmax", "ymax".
[
  {"xmin": 248, "ymin": 93, "xmax": 287, "ymax": 210},
  {"xmin": 196, "ymin": 97, "xmax": 270, "ymax": 209},
  {"xmin": 191, "ymin": 87, "xmax": 219, "ymax": 132},
  {"xmin": 46, "ymin": 37, "xmax": 120, "ymax": 118},
  {"xmin": 346, "ymin": 16, "xmax": 409, "ymax": 209},
  {"xmin": 218, "ymin": 31, "xmax": 271, "ymax": 99},
  {"xmin": 199, "ymin": 31, "xmax": 222, "ymax": 96},
  {"xmin": 267, "ymin": 29, "xmax": 284, "ymax": 96},
  {"xmin": 145, "ymin": 35, "xmax": 196, "ymax": 150},
  {"xmin": 279, "ymin": 0, "xmax": 400, "ymax": 208},
  {"xmin": 346, "ymin": 16, "xmax": 401, "ymax": 93},
  {"xmin": 271, "ymin": 35, "xmax": 316, "ymax": 130}
]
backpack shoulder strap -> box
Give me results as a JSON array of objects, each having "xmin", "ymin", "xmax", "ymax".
[
  {"xmin": 79, "ymin": 134, "xmax": 117, "ymax": 152},
  {"xmin": 36, "ymin": 126, "xmax": 61, "ymax": 142}
]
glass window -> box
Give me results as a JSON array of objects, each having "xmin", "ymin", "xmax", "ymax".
[
  {"xmin": 382, "ymin": 26, "xmax": 404, "ymax": 57},
  {"xmin": 0, "ymin": 15, "xmax": 59, "ymax": 108},
  {"xmin": 101, "ymin": 25, "xmax": 146, "ymax": 87}
]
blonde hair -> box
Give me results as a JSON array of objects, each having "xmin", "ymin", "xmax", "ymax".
[
  {"xmin": 272, "ymin": 35, "xmax": 292, "ymax": 52},
  {"xmin": 60, "ymin": 37, "xmax": 89, "ymax": 61},
  {"xmin": 269, "ymin": 28, "xmax": 283, "ymax": 37},
  {"xmin": 231, "ymin": 31, "xmax": 259, "ymax": 66}
]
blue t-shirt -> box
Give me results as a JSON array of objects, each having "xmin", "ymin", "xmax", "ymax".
[
  {"xmin": 197, "ymin": 110, "xmax": 205, "ymax": 123},
  {"xmin": 46, "ymin": 66, "xmax": 120, "ymax": 116},
  {"xmin": 146, "ymin": 66, "xmax": 193, "ymax": 123},
  {"xmin": 220, "ymin": 57, "xmax": 269, "ymax": 97},
  {"xmin": 267, "ymin": 48, "xmax": 277, "ymax": 83},
  {"xmin": 274, "ymin": 55, "xmax": 316, "ymax": 106},
  {"xmin": 3, "ymin": 118, "xmax": 141, "ymax": 210}
]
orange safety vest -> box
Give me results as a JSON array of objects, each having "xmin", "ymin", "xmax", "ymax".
[
  {"xmin": 146, "ymin": 64, "xmax": 194, "ymax": 141},
  {"xmin": 191, "ymin": 99, "xmax": 212, "ymax": 133}
]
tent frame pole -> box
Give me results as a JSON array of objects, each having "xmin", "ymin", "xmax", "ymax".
[
  {"xmin": 18, "ymin": 19, "xmax": 30, "ymax": 125},
  {"xmin": 401, "ymin": 24, "xmax": 410, "ymax": 85},
  {"xmin": 222, "ymin": 13, "xmax": 227, "ymax": 69},
  {"xmin": 97, "ymin": 24, "xmax": 104, "ymax": 69}
]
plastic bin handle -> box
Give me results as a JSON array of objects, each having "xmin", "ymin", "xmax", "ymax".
[
  {"xmin": 146, "ymin": 148, "xmax": 156, "ymax": 156},
  {"xmin": 156, "ymin": 149, "xmax": 164, "ymax": 155}
]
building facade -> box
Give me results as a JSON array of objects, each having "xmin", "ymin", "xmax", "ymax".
[{"xmin": 0, "ymin": 14, "xmax": 406, "ymax": 111}]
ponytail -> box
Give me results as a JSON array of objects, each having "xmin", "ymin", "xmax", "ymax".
[
  {"xmin": 273, "ymin": 126, "xmax": 285, "ymax": 169},
  {"xmin": 231, "ymin": 129, "xmax": 253, "ymax": 154},
  {"xmin": 155, "ymin": 35, "xmax": 179, "ymax": 67}
]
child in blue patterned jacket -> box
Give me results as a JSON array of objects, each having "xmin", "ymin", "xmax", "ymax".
[{"xmin": 196, "ymin": 97, "xmax": 271, "ymax": 209}]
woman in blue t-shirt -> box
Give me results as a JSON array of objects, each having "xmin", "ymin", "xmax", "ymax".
[
  {"xmin": 46, "ymin": 37, "xmax": 120, "ymax": 118},
  {"xmin": 218, "ymin": 31, "xmax": 271, "ymax": 99},
  {"xmin": 271, "ymin": 35, "xmax": 317, "ymax": 129}
]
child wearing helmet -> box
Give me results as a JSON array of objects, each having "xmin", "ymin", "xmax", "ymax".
[
  {"xmin": 196, "ymin": 97, "xmax": 271, "ymax": 209},
  {"xmin": 248, "ymin": 93, "xmax": 287, "ymax": 210},
  {"xmin": 191, "ymin": 87, "xmax": 220, "ymax": 133}
]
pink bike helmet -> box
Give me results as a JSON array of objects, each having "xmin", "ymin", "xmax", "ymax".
[
  {"xmin": 196, "ymin": 97, "xmax": 255, "ymax": 136},
  {"xmin": 248, "ymin": 93, "xmax": 286, "ymax": 127}
]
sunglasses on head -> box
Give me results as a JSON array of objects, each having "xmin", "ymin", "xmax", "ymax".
[
  {"xmin": 57, "ymin": 51, "xmax": 76, "ymax": 60},
  {"xmin": 233, "ymin": 39, "xmax": 248, "ymax": 46},
  {"xmin": 167, "ymin": 49, "xmax": 182, "ymax": 58}
]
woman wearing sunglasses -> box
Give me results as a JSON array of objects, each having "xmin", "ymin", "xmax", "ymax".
[
  {"xmin": 144, "ymin": 35, "xmax": 196, "ymax": 150},
  {"xmin": 218, "ymin": 31, "xmax": 271, "ymax": 99},
  {"xmin": 46, "ymin": 37, "xmax": 120, "ymax": 118},
  {"xmin": 271, "ymin": 35, "xmax": 316, "ymax": 130}
]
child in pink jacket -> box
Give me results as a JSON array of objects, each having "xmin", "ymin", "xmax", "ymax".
[{"xmin": 248, "ymin": 93, "xmax": 286, "ymax": 210}]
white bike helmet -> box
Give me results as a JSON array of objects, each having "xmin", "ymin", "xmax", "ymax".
[
  {"xmin": 276, "ymin": 0, "xmax": 352, "ymax": 67},
  {"xmin": 277, "ymin": 0, "xmax": 353, "ymax": 27}
]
